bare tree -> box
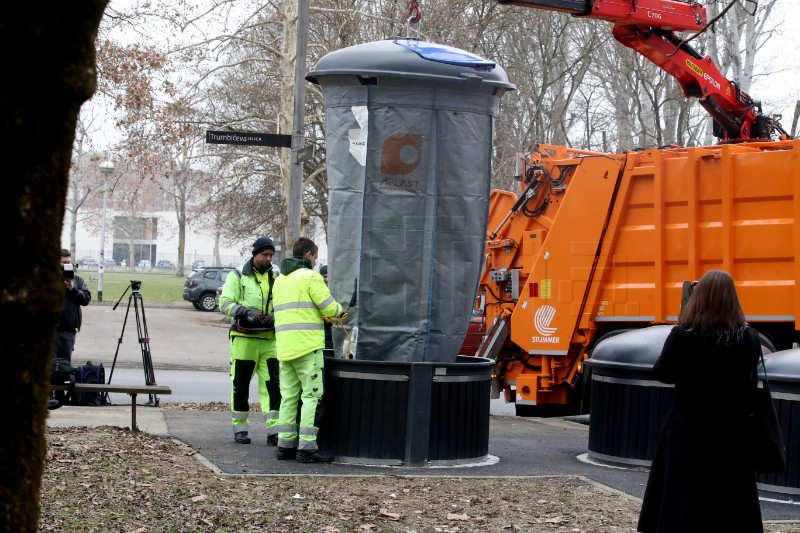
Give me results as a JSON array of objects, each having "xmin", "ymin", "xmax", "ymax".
[{"xmin": 67, "ymin": 117, "xmax": 106, "ymax": 257}]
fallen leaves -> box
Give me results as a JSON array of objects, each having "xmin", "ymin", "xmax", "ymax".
[
  {"xmin": 43, "ymin": 424, "xmax": 777, "ymax": 533},
  {"xmin": 379, "ymin": 508, "xmax": 400, "ymax": 520}
]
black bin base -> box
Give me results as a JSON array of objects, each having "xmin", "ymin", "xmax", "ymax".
[{"xmin": 320, "ymin": 355, "xmax": 493, "ymax": 467}]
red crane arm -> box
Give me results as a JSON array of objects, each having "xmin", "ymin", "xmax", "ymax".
[
  {"xmin": 611, "ymin": 24, "xmax": 760, "ymax": 140},
  {"xmin": 498, "ymin": 0, "xmax": 785, "ymax": 141}
]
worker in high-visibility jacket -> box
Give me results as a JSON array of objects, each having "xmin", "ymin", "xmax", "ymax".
[
  {"xmin": 272, "ymin": 237, "xmax": 343, "ymax": 463},
  {"xmin": 219, "ymin": 236, "xmax": 280, "ymax": 445}
]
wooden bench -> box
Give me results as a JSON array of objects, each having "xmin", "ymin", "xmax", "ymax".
[{"xmin": 52, "ymin": 384, "xmax": 172, "ymax": 431}]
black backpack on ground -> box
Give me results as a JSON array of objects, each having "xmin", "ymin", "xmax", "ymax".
[
  {"xmin": 49, "ymin": 358, "xmax": 76, "ymax": 410},
  {"xmin": 72, "ymin": 361, "xmax": 108, "ymax": 406}
]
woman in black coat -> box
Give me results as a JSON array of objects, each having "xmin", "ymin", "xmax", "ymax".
[{"xmin": 637, "ymin": 269, "xmax": 763, "ymax": 533}]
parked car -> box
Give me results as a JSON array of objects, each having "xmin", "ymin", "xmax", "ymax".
[
  {"xmin": 183, "ymin": 266, "xmax": 234, "ymax": 312},
  {"xmin": 138, "ymin": 259, "xmax": 151, "ymax": 270},
  {"xmin": 80, "ymin": 256, "xmax": 98, "ymax": 267},
  {"xmin": 156, "ymin": 260, "xmax": 174, "ymax": 269},
  {"xmin": 102, "ymin": 258, "xmax": 116, "ymax": 268},
  {"xmin": 215, "ymin": 284, "xmax": 223, "ymax": 310},
  {"xmin": 191, "ymin": 259, "xmax": 206, "ymax": 271}
]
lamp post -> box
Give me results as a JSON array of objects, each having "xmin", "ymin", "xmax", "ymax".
[{"xmin": 98, "ymin": 160, "xmax": 115, "ymax": 302}]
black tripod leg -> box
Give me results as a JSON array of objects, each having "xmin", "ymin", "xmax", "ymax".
[
  {"xmin": 134, "ymin": 294, "xmax": 159, "ymax": 406},
  {"xmin": 107, "ymin": 292, "xmax": 135, "ymax": 386}
]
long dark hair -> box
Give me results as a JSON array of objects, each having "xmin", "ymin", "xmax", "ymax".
[{"xmin": 679, "ymin": 269, "xmax": 745, "ymax": 332}]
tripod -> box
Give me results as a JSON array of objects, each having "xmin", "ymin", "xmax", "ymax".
[{"xmin": 108, "ymin": 280, "xmax": 159, "ymax": 406}]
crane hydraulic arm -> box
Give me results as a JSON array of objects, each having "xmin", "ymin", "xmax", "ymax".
[{"xmin": 498, "ymin": 0, "xmax": 788, "ymax": 141}]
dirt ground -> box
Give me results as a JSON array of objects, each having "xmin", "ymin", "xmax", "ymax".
[{"xmin": 39, "ymin": 413, "xmax": 800, "ymax": 533}]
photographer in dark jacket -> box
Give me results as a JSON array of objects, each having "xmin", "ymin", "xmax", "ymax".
[{"xmin": 57, "ymin": 249, "xmax": 91, "ymax": 362}]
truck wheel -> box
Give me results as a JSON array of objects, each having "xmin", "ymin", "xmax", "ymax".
[{"xmin": 199, "ymin": 293, "xmax": 217, "ymax": 312}]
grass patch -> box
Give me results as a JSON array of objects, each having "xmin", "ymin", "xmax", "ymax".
[{"xmin": 80, "ymin": 269, "xmax": 186, "ymax": 303}]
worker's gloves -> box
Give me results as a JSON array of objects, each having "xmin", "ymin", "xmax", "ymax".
[
  {"xmin": 259, "ymin": 313, "xmax": 275, "ymax": 329},
  {"xmin": 241, "ymin": 310, "xmax": 262, "ymax": 328},
  {"xmin": 234, "ymin": 306, "xmax": 251, "ymax": 319}
]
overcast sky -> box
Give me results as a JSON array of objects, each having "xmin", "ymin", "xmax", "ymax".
[{"xmin": 749, "ymin": 0, "xmax": 800, "ymax": 127}]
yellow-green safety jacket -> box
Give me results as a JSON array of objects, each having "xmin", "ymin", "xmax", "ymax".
[
  {"xmin": 273, "ymin": 257, "xmax": 342, "ymax": 361},
  {"xmin": 219, "ymin": 259, "xmax": 277, "ymax": 340}
]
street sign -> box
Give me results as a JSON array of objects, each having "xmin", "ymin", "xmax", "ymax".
[
  {"xmin": 296, "ymin": 145, "xmax": 315, "ymax": 163},
  {"xmin": 206, "ymin": 130, "xmax": 292, "ymax": 147}
]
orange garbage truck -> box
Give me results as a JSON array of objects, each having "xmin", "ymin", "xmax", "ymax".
[
  {"xmin": 473, "ymin": 140, "xmax": 800, "ymax": 415},
  {"xmin": 466, "ymin": 0, "xmax": 797, "ymax": 415}
]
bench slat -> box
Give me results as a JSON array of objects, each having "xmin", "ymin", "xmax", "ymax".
[{"xmin": 52, "ymin": 384, "xmax": 172, "ymax": 395}]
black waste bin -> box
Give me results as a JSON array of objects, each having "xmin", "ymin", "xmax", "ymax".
[
  {"xmin": 583, "ymin": 326, "xmax": 675, "ymax": 466},
  {"xmin": 320, "ymin": 355, "xmax": 494, "ymax": 467},
  {"xmin": 757, "ymin": 349, "xmax": 800, "ymax": 496}
]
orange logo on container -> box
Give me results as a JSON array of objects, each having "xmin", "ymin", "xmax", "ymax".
[{"xmin": 381, "ymin": 133, "xmax": 421, "ymax": 175}]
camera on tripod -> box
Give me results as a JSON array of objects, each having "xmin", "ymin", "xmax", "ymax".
[
  {"xmin": 62, "ymin": 263, "xmax": 76, "ymax": 280},
  {"xmin": 110, "ymin": 278, "xmax": 159, "ymax": 405}
]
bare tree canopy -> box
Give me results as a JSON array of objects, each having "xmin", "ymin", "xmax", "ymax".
[{"xmin": 64, "ymin": 0, "xmax": 787, "ymax": 266}]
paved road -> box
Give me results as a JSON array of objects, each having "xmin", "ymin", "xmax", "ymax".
[{"xmin": 77, "ymin": 302, "xmax": 231, "ymax": 373}]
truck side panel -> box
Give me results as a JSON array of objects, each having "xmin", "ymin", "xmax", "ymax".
[
  {"xmin": 592, "ymin": 143, "xmax": 800, "ymax": 333},
  {"xmin": 478, "ymin": 140, "xmax": 800, "ymax": 414}
]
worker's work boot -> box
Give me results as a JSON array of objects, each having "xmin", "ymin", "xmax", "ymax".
[
  {"xmin": 234, "ymin": 431, "xmax": 251, "ymax": 444},
  {"xmin": 276, "ymin": 447, "xmax": 297, "ymax": 460},
  {"xmin": 267, "ymin": 434, "xmax": 279, "ymax": 446},
  {"xmin": 296, "ymin": 449, "xmax": 334, "ymax": 464}
]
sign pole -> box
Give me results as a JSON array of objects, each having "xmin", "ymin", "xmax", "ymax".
[{"xmin": 287, "ymin": 0, "xmax": 309, "ymax": 250}]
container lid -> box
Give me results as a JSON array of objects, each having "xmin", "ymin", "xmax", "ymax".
[
  {"xmin": 762, "ymin": 349, "xmax": 800, "ymax": 384},
  {"xmin": 393, "ymin": 40, "xmax": 495, "ymax": 68},
  {"xmin": 584, "ymin": 326, "xmax": 674, "ymax": 371},
  {"xmin": 306, "ymin": 38, "xmax": 515, "ymax": 90}
]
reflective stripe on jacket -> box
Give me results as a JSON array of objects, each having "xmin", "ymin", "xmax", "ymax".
[
  {"xmin": 273, "ymin": 266, "xmax": 341, "ymax": 361},
  {"xmin": 219, "ymin": 259, "xmax": 277, "ymax": 340}
]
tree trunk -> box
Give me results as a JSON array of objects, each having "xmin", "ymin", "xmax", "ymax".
[{"xmin": 0, "ymin": 4, "xmax": 107, "ymax": 531}]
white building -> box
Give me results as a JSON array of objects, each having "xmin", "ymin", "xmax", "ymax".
[
  {"xmin": 62, "ymin": 209, "xmax": 250, "ymax": 270},
  {"xmin": 61, "ymin": 208, "xmax": 326, "ymax": 270}
]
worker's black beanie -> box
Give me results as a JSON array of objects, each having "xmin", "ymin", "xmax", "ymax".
[{"xmin": 252, "ymin": 237, "xmax": 275, "ymax": 256}]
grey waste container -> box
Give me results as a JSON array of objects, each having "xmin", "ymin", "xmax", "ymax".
[
  {"xmin": 307, "ymin": 38, "xmax": 514, "ymax": 364},
  {"xmin": 583, "ymin": 326, "xmax": 675, "ymax": 466},
  {"xmin": 757, "ymin": 349, "xmax": 800, "ymax": 496},
  {"xmin": 307, "ymin": 39, "xmax": 512, "ymax": 467},
  {"xmin": 320, "ymin": 355, "xmax": 494, "ymax": 467}
]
